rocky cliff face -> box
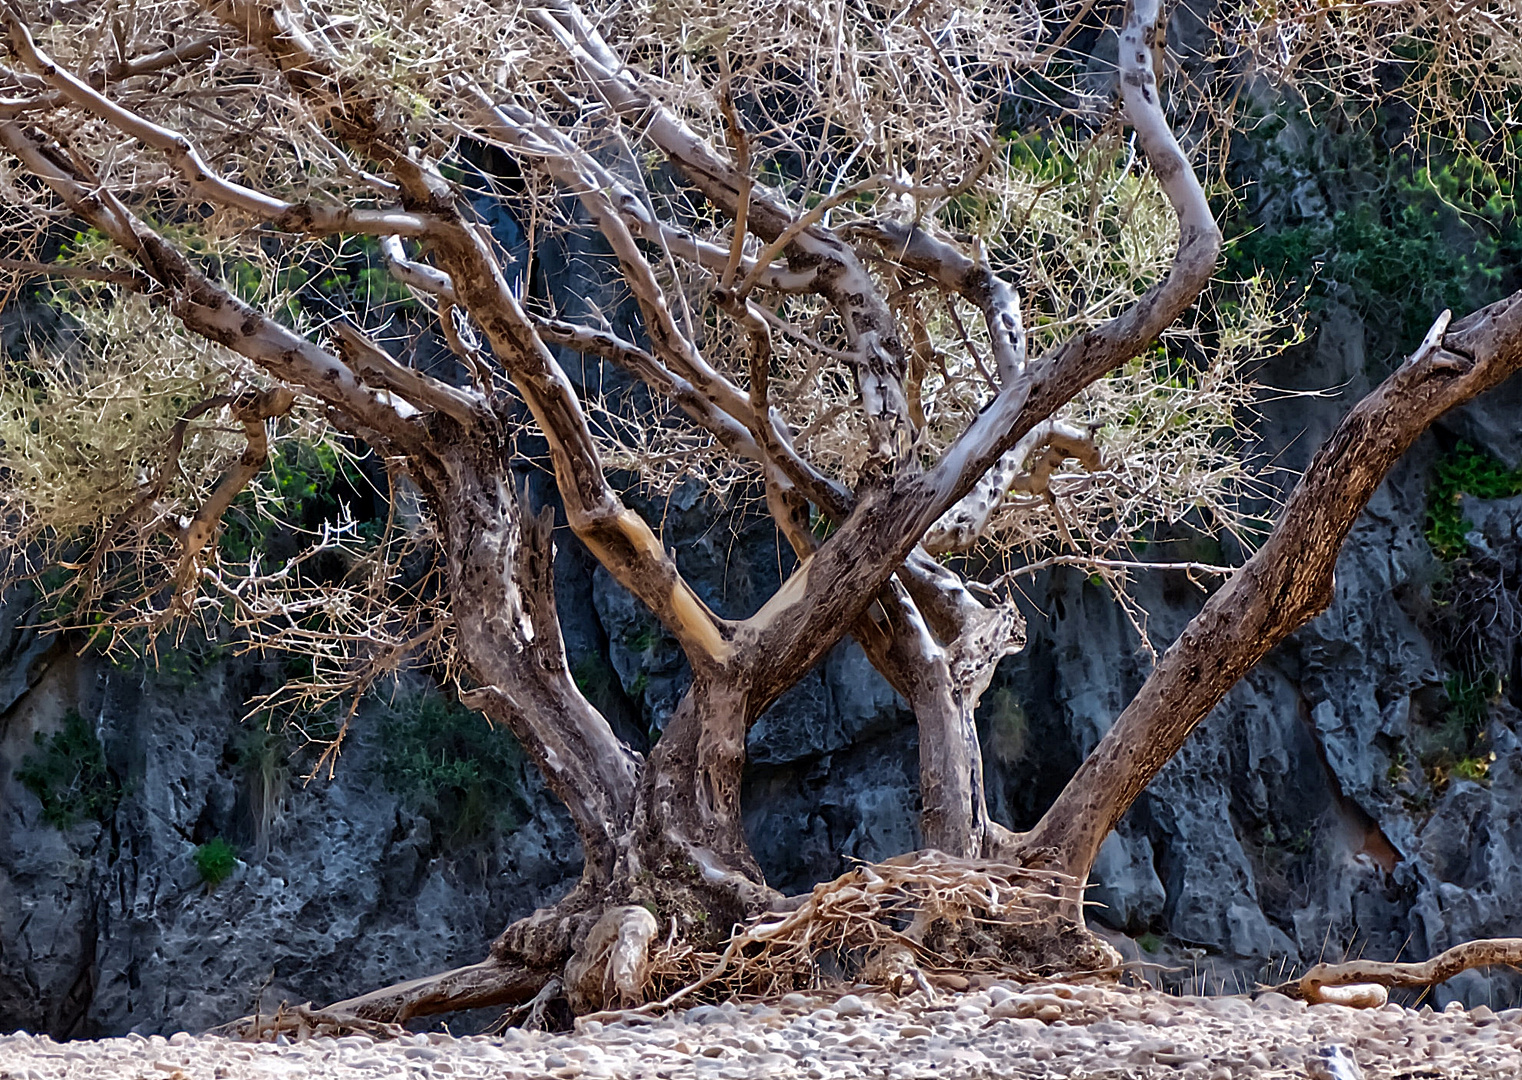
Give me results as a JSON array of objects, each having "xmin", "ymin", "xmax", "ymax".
[
  {"xmin": 5, "ymin": 67, "xmax": 1522, "ymax": 1034},
  {"xmin": 0, "ymin": 634, "xmax": 582, "ymax": 1037},
  {"xmin": 3, "ymin": 308, "xmax": 1518, "ymax": 1034}
]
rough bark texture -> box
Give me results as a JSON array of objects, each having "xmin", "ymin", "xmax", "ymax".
[
  {"xmin": 439, "ymin": 450, "xmax": 640, "ymax": 890},
  {"xmin": 18, "ymin": 0, "xmax": 1522, "ymax": 1033}
]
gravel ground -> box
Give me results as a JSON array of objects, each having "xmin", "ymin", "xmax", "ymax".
[{"xmin": 3, "ymin": 982, "xmax": 1519, "ymax": 1079}]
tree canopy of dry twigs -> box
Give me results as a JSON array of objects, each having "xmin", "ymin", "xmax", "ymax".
[{"xmin": 3, "ymin": 0, "xmax": 1522, "ymax": 1032}]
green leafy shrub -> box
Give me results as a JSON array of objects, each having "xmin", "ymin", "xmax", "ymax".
[
  {"xmin": 219, "ymin": 440, "xmax": 381, "ymax": 564},
  {"xmin": 1425, "ymin": 442, "xmax": 1522, "ymax": 560},
  {"xmin": 1223, "ymin": 110, "xmax": 1521, "ymax": 354},
  {"xmin": 380, "ymin": 690, "xmax": 531, "ymax": 845},
  {"xmin": 14, "ymin": 710, "xmax": 120, "ymax": 829},
  {"xmin": 194, "ymin": 838, "xmax": 238, "ymax": 886},
  {"xmin": 1227, "ymin": 197, "xmax": 1510, "ymax": 349}
]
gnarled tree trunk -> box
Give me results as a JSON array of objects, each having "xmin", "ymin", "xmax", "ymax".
[{"xmin": 8, "ymin": 0, "xmax": 1522, "ymax": 1037}]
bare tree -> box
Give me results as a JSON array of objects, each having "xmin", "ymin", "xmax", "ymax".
[{"xmin": 2, "ymin": 0, "xmax": 1520, "ymax": 1029}]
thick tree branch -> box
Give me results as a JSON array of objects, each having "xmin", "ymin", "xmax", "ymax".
[
  {"xmin": 0, "ymin": 122, "xmax": 426, "ymax": 450},
  {"xmin": 371, "ymin": 157, "xmax": 735, "ymax": 667},
  {"xmin": 379, "ymin": 235, "xmax": 458, "ymax": 300},
  {"xmin": 449, "ymin": 485, "xmax": 640, "ymax": 886},
  {"xmin": 923, "ymin": 420, "xmax": 1101, "ymax": 555},
  {"xmin": 1020, "ymin": 293, "xmax": 1522, "ymax": 884},
  {"xmin": 280, "ymin": 958, "xmax": 548, "ymax": 1026},
  {"xmin": 3, "ymin": 12, "xmax": 433, "ymax": 236},
  {"xmin": 857, "ymin": 574, "xmax": 1023, "ymax": 859},
  {"xmin": 330, "ymin": 321, "xmax": 487, "ymax": 430},
  {"xmin": 736, "ymin": 0, "xmax": 1221, "ymax": 705}
]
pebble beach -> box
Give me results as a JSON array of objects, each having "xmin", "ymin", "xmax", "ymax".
[{"xmin": 3, "ymin": 982, "xmax": 1517, "ymax": 1079}]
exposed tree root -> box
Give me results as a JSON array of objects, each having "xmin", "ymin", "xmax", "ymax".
[
  {"xmin": 565, "ymin": 905, "xmax": 660, "ymax": 1013},
  {"xmin": 586, "ymin": 850, "xmax": 1120, "ymax": 1022},
  {"xmin": 215, "ymin": 851, "xmax": 1123, "ymax": 1040},
  {"xmin": 1269, "ymin": 938, "xmax": 1522, "ymax": 1006}
]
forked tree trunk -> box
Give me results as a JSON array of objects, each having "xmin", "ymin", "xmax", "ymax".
[
  {"xmin": 14, "ymin": 0, "xmax": 1522, "ymax": 1035},
  {"xmin": 1018, "ymin": 292, "xmax": 1522, "ymax": 893},
  {"xmin": 402, "ymin": 438, "xmax": 781, "ymax": 1007}
]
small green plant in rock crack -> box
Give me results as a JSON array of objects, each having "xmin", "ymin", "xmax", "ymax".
[
  {"xmin": 14, "ymin": 709, "xmax": 121, "ymax": 829},
  {"xmin": 1425, "ymin": 442, "xmax": 1522, "ymax": 561},
  {"xmin": 194, "ymin": 837, "xmax": 239, "ymax": 886},
  {"xmin": 1442, "ymin": 671, "xmax": 1500, "ymax": 734}
]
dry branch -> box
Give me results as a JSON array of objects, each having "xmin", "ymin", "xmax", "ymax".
[
  {"xmin": 2, "ymin": 12, "xmax": 433, "ymax": 236},
  {"xmin": 1271, "ymin": 939, "xmax": 1522, "ymax": 1004},
  {"xmin": 0, "ymin": 124, "xmax": 426, "ymax": 450},
  {"xmin": 1021, "ymin": 294, "xmax": 1522, "ymax": 885},
  {"xmin": 169, "ymin": 386, "xmax": 296, "ymax": 606},
  {"xmin": 581, "ymin": 851, "xmax": 1113, "ymax": 1021}
]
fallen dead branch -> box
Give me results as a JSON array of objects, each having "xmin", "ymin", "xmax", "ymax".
[
  {"xmin": 1269, "ymin": 938, "xmax": 1522, "ymax": 1005},
  {"xmin": 209, "ymin": 1001, "xmax": 408, "ymax": 1041}
]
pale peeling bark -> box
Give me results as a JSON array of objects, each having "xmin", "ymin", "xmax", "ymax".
[
  {"xmin": 922, "ymin": 420, "xmax": 1101, "ymax": 555},
  {"xmin": 1021, "ymin": 292, "xmax": 1522, "ymax": 887}
]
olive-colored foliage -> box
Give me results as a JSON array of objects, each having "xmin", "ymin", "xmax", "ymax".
[
  {"xmin": 379, "ymin": 690, "xmax": 532, "ymax": 845},
  {"xmin": 14, "ymin": 709, "xmax": 121, "ymax": 829}
]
